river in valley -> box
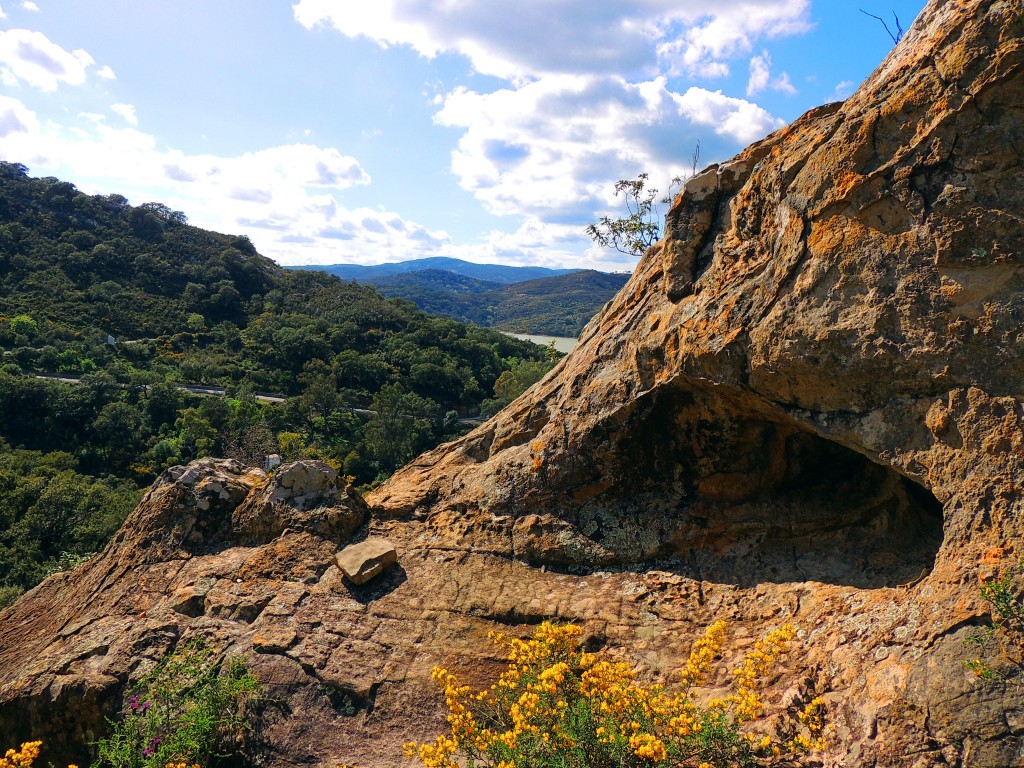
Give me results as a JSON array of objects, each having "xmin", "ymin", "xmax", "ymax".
[{"xmin": 504, "ymin": 333, "xmax": 578, "ymax": 354}]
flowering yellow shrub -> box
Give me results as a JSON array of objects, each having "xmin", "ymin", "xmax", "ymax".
[
  {"xmin": 404, "ymin": 621, "xmax": 827, "ymax": 768},
  {"xmin": 0, "ymin": 742, "xmax": 198, "ymax": 768},
  {"xmin": 0, "ymin": 742, "xmax": 42, "ymax": 768}
]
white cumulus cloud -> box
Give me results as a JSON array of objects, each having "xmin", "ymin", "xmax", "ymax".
[
  {"xmin": 293, "ymin": 0, "xmax": 811, "ymax": 82},
  {"xmin": 672, "ymin": 87, "xmax": 785, "ymax": 143},
  {"xmin": 435, "ymin": 75, "xmax": 782, "ymax": 223},
  {"xmin": 294, "ymin": 0, "xmax": 800, "ymax": 270},
  {"xmin": 656, "ymin": 1, "xmax": 811, "ymax": 78},
  {"xmin": 0, "ymin": 28, "xmax": 96, "ymax": 91},
  {"xmin": 0, "ymin": 98, "xmax": 460, "ymax": 266},
  {"xmin": 0, "ymin": 94, "xmax": 39, "ymax": 138},
  {"xmin": 96, "ymin": 64, "xmax": 115, "ymax": 80},
  {"xmin": 21, "ymin": 1, "xmax": 38, "ymax": 11}
]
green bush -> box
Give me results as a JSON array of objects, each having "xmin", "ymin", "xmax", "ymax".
[
  {"xmin": 92, "ymin": 639, "xmax": 260, "ymax": 768},
  {"xmin": 967, "ymin": 561, "xmax": 1024, "ymax": 680},
  {"xmin": 0, "ymin": 585, "xmax": 23, "ymax": 610}
]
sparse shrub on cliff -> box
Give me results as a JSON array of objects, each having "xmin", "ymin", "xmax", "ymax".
[
  {"xmin": 585, "ymin": 174, "xmax": 664, "ymax": 258},
  {"xmin": 91, "ymin": 639, "xmax": 260, "ymax": 768},
  {"xmin": 402, "ymin": 621, "xmax": 827, "ymax": 768},
  {"xmin": 967, "ymin": 561, "xmax": 1024, "ymax": 681},
  {"xmin": 1, "ymin": 741, "xmax": 195, "ymax": 768},
  {"xmin": 586, "ymin": 144, "xmax": 699, "ymax": 258}
]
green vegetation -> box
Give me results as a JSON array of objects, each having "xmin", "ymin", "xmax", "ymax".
[
  {"xmin": 5, "ymin": 623, "xmax": 829, "ymax": 768},
  {"xmin": 0, "ymin": 161, "xmax": 556, "ymax": 603},
  {"xmin": 966, "ymin": 561, "xmax": 1024, "ymax": 681},
  {"xmin": 92, "ymin": 638, "xmax": 260, "ymax": 768},
  {"xmin": 370, "ymin": 269, "xmax": 628, "ymax": 337},
  {"xmin": 481, "ymin": 358, "xmax": 554, "ymax": 416},
  {"xmin": 0, "ymin": 440, "xmax": 140, "ymax": 608}
]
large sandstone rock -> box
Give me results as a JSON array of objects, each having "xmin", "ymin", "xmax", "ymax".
[
  {"xmin": 368, "ymin": 0, "xmax": 1024, "ymax": 763},
  {"xmin": 1, "ymin": 2, "xmax": 1023, "ymax": 766}
]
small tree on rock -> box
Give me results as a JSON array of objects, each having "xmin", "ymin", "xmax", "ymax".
[
  {"xmin": 587, "ymin": 143, "xmax": 700, "ymax": 257},
  {"xmin": 586, "ymin": 174, "xmax": 663, "ymax": 257}
]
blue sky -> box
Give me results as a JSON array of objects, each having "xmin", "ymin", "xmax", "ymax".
[{"xmin": 0, "ymin": 0, "xmax": 927, "ymax": 271}]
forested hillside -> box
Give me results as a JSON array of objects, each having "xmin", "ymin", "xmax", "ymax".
[
  {"xmin": 363, "ymin": 268, "xmax": 630, "ymax": 336},
  {"xmin": 0, "ymin": 161, "xmax": 555, "ymax": 605}
]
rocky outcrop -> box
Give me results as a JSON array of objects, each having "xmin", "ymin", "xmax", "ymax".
[
  {"xmin": 368, "ymin": 0, "xmax": 1024, "ymax": 763},
  {"xmin": 2, "ymin": 1, "xmax": 1023, "ymax": 766},
  {"xmin": 0, "ymin": 459, "xmax": 377, "ymax": 766}
]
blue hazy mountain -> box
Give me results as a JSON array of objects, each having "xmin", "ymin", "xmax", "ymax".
[{"xmin": 293, "ymin": 257, "xmax": 580, "ymax": 285}]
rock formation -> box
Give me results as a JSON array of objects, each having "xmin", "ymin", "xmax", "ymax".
[{"xmin": 2, "ymin": 0, "xmax": 1023, "ymax": 765}]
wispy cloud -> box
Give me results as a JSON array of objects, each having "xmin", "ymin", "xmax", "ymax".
[
  {"xmin": 828, "ymin": 79, "xmax": 856, "ymax": 102},
  {"xmin": 747, "ymin": 50, "xmax": 797, "ymax": 96},
  {"xmin": 110, "ymin": 103, "xmax": 137, "ymax": 126}
]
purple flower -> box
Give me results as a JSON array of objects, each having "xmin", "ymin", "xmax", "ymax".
[
  {"xmin": 140, "ymin": 701, "xmax": 151, "ymax": 713},
  {"xmin": 128, "ymin": 695, "xmax": 139, "ymax": 712},
  {"xmin": 141, "ymin": 737, "xmax": 161, "ymax": 757}
]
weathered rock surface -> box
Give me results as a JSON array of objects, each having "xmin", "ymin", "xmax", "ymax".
[
  {"xmin": 0, "ymin": 459, "xmax": 377, "ymax": 765},
  {"xmin": 368, "ymin": 0, "xmax": 1024, "ymax": 763},
  {"xmin": 2, "ymin": 1, "xmax": 1023, "ymax": 766}
]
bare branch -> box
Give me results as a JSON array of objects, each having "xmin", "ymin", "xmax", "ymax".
[{"xmin": 860, "ymin": 8, "xmax": 904, "ymax": 44}]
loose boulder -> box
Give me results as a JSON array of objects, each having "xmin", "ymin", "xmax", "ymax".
[{"xmin": 335, "ymin": 537, "xmax": 398, "ymax": 585}]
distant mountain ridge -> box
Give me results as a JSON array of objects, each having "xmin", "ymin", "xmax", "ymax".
[
  {"xmin": 296, "ymin": 259, "xmax": 631, "ymax": 336},
  {"xmin": 373, "ymin": 269, "xmax": 630, "ymax": 337},
  {"xmin": 295, "ymin": 257, "xmax": 580, "ymax": 285}
]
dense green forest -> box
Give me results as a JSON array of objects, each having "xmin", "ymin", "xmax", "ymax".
[
  {"xmin": 0, "ymin": 161, "xmax": 557, "ymax": 606},
  {"xmin": 367, "ymin": 268, "xmax": 629, "ymax": 336}
]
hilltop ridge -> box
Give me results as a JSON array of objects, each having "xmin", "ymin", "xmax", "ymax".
[{"xmin": 293, "ymin": 256, "xmax": 580, "ymax": 284}]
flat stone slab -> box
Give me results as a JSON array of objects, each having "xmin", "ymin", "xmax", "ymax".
[{"xmin": 335, "ymin": 537, "xmax": 397, "ymax": 585}]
